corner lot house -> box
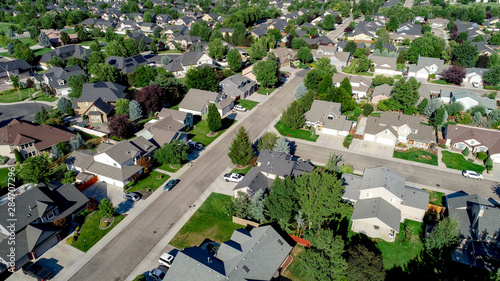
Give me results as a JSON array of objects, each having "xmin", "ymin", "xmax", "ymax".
[
  {"xmin": 271, "ymin": 48, "xmax": 297, "ymax": 68},
  {"xmin": 342, "ymin": 166, "xmax": 429, "ymax": 242},
  {"xmin": 364, "ymin": 112, "xmax": 435, "ymax": 147},
  {"xmin": 0, "ymin": 182, "xmax": 88, "ymax": 271},
  {"xmin": 0, "ymin": 119, "xmax": 76, "ymax": 159},
  {"xmin": 178, "ymin": 88, "xmax": 234, "ymax": 116},
  {"xmin": 164, "ymin": 225, "xmax": 294, "ymax": 280},
  {"xmin": 445, "ymin": 124, "xmax": 500, "ymax": 163},
  {"xmin": 305, "ymin": 100, "xmax": 353, "ymax": 136},
  {"xmin": 66, "ymin": 137, "xmax": 156, "ymax": 187},
  {"xmin": 446, "ymin": 192, "xmax": 500, "ymax": 270}
]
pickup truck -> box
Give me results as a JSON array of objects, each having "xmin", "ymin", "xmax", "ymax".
[
  {"xmin": 224, "ymin": 173, "xmax": 244, "ymax": 182},
  {"xmin": 22, "ymin": 262, "xmax": 53, "ymax": 281}
]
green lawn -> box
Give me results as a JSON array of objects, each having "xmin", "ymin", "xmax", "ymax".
[
  {"xmin": 377, "ymin": 220, "xmax": 424, "ymax": 270},
  {"xmin": 274, "ymin": 121, "xmax": 319, "ymax": 142},
  {"xmin": 257, "ymin": 87, "xmax": 276, "ymax": 95},
  {"xmin": 158, "ymin": 163, "xmax": 183, "ymax": 173},
  {"xmin": 158, "ymin": 49, "xmax": 182, "ymax": 54},
  {"xmin": 0, "ymin": 168, "xmax": 8, "ymax": 197},
  {"xmin": 423, "ymin": 189, "xmax": 445, "ymax": 206},
  {"xmin": 393, "ymin": 150, "xmax": 438, "ymax": 166},
  {"xmin": 0, "ymin": 22, "xmax": 16, "ymax": 34},
  {"xmin": 33, "ymin": 48, "xmax": 53, "ymax": 57},
  {"xmin": 190, "ymin": 118, "xmax": 236, "ymax": 146},
  {"xmin": 432, "ymin": 79, "xmax": 454, "ymax": 85},
  {"xmin": 125, "ymin": 171, "xmax": 169, "ymax": 193},
  {"xmin": 237, "ymin": 99, "xmax": 259, "ymax": 110},
  {"xmin": 170, "ymin": 192, "xmax": 242, "ymax": 249},
  {"xmin": 33, "ymin": 92, "xmax": 58, "ymax": 102},
  {"xmin": 283, "ymin": 245, "xmax": 308, "ymax": 281},
  {"xmin": 230, "ymin": 165, "xmax": 252, "ymax": 175},
  {"xmin": 71, "ymin": 212, "xmax": 125, "ymax": 252},
  {"xmin": 370, "ymin": 112, "xmax": 381, "ymax": 117},
  {"xmin": 0, "ymin": 52, "xmax": 12, "ymax": 57},
  {"xmin": 441, "ymin": 151, "xmax": 485, "ymax": 173},
  {"xmin": 0, "ymin": 88, "xmax": 34, "ymax": 103}
]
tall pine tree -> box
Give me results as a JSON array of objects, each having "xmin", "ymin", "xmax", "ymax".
[
  {"xmin": 207, "ymin": 103, "xmax": 222, "ymax": 133},
  {"xmin": 228, "ymin": 126, "xmax": 254, "ymax": 165}
]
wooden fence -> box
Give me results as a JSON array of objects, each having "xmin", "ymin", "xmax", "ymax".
[
  {"xmin": 289, "ymin": 235, "xmax": 311, "ymax": 247},
  {"xmin": 232, "ymin": 216, "xmax": 260, "ymax": 228},
  {"xmin": 76, "ymin": 175, "xmax": 98, "ymax": 191}
]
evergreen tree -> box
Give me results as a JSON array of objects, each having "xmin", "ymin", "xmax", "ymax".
[
  {"xmin": 57, "ymin": 97, "xmax": 72, "ymax": 114},
  {"xmin": 69, "ymin": 133, "xmax": 85, "ymax": 151},
  {"xmin": 51, "ymin": 144, "xmax": 62, "ymax": 159},
  {"xmin": 207, "ymin": 103, "xmax": 222, "ymax": 132},
  {"xmin": 281, "ymin": 100, "xmax": 305, "ymax": 129},
  {"xmin": 149, "ymin": 41, "xmax": 157, "ymax": 53},
  {"xmin": 273, "ymin": 136, "xmax": 290, "ymax": 154},
  {"xmin": 38, "ymin": 31, "xmax": 52, "ymax": 47},
  {"xmin": 138, "ymin": 38, "xmax": 147, "ymax": 52},
  {"xmin": 249, "ymin": 189, "xmax": 267, "ymax": 223},
  {"xmin": 228, "ymin": 126, "xmax": 254, "ymax": 165},
  {"xmin": 7, "ymin": 43, "xmax": 14, "ymax": 55},
  {"xmin": 129, "ymin": 100, "xmax": 143, "ymax": 121}
]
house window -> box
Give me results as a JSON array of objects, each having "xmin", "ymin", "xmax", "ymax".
[
  {"xmin": 390, "ymin": 198, "xmax": 395, "ymax": 203},
  {"xmin": 113, "ymin": 163, "xmax": 117, "ymax": 167},
  {"xmin": 385, "ymin": 130, "xmax": 389, "ymax": 135},
  {"xmin": 46, "ymin": 210, "xmax": 55, "ymax": 221},
  {"xmin": 327, "ymin": 115, "xmax": 334, "ymax": 120},
  {"xmin": 470, "ymin": 140, "xmax": 475, "ymax": 145},
  {"xmin": 365, "ymin": 192, "xmax": 373, "ymax": 198},
  {"xmin": 84, "ymin": 102, "xmax": 88, "ymax": 106},
  {"xmin": 411, "ymin": 129, "xmax": 417, "ymax": 134}
]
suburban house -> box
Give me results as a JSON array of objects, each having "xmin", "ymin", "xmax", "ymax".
[
  {"xmin": 305, "ymin": 100, "xmax": 354, "ymax": 136},
  {"xmin": 233, "ymin": 149, "xmax": 315, "ymax": 197},
  {"xmin": 163, "ymin": 25, "xmax": 188, "ymax": 37},
  {"xmin": 446, "ymin": 191, "xmax": 500, "ymax": 270},
  {"xmin": 139, "ymin": 22, "xmax": 158, "ymax": 33},
  {"xmin": 271, "ymin": 48, "xmax": 297, "ymax": 68},
  {"xmin": 66, "ymin": 137, "xmax": 156, "ymax": 187},
  {"xmin": 0, "ymin": 182, "xmax": 89, "ymax": 271},
  {"xmin": 79, "ymin": 18, "xmax": 117, "ymax": 31},
  {"xmin": 42, "ymin": 29, "xmax": 78, "ymax": 46},
  {"xmin": 371, "ymin": 84, "xmax": 393, "ymax": 104},
  {"xmin": 396, "ymin": 22, "xmax": 422, "ymax": 37},
  {"xmin": 331, "ymin": 51, "xmax": 352, "ymax": 69},
  {"xmin": 368, "ymin": 55, "xmax": 402, "ymax": 76},
  {"xmin": 163, "ymin": 51, "xmax": 214, "ymax": 77},
  {"xmin": 363, "ymin": 112, "xmax": 435, "ymax": 147},
  {"xmin": 445, "ymin": 124, "xmax": 500, "ymax": 163},
  {"xmin": 178, "ymin": 88, "xmax": 233, "ymax": 116},
  {"xmin": 455, "ymin": 20, "xmax": 485, "ymax": 41},
  {"xmin": 242, "ymin": 64, "xmax": 257, "ymax": 82},
  {"xmin": 40, "ymin": 45, "xmax": 91, "ymax": 69},
  {"xmin": 219, "ymin": 74, "xmax": 257, "ymax": 100},
  {"xmin": 337, "ymin": 41, "xmax": 366, "ymax": 52},
  {"xmin": 164, "ymin": 225, "xmax": 294, "ymax": 281},
  {"xmin": 135, "ymin": 108, "xmax": 193, "ymax": 146},
  {"xmin": 390, "ymin": 33, "xmax": 417, "ymax": 45},
  {"xmin": 342, "ymin": 166, "xmax": 429, "ymax": 242},
  {"xmin": 472, "ymin": 41, "xmax": 499, "ymax": 56},
  {"xmin": 35, "ymin": 65, "xmax": 85, "ymax": 96},
  {"xmin": 72, "ymin": 81, "xmax": 128, "ymax": 124},
  {"xmin": 0, "ymin": 59, "xmax": 32, "ymax": 82},
  {"xmin": 155, "ymin": 14, "xmax": 173, "ymax": 26},
  {"xmin": 0, "ymin": 119, "xmax": 76, "ymax": 159},
  {"xmin": 429, "ymin": 18, "xmax": 449, "ymax": 28},
  {"xmin": 369, "ymin": 43, "xmax": 396, "ymax": 53},
  {"xmin": 332, "ymin": 73, "xmax": 372, "ymax": 99},
  {"xmin": 124, "ymin": 32, "xmax": 153, "ymax": 45},
  {"xmin": 105, "ymin": 54, "xmax": 149, "ymax": 74},
  {"xmin": 439, "ymin": 89, "xmax": 497, "ymax": 112},
  {"xmin": 407, "ymin": 56, "xmax": 447, "ymax": 81},
  {"xmin": 347, "ymin": 20, "xmax": 385, "ymax": 42},
  {"xmin": 463, "ymin": 68, "xmax": 488, "ymax": 86}
]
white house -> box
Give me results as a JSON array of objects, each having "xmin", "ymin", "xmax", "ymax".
[
  {"xmin": 305, "ymin": 100, "xmax": 354, "ymax": 136},
  {"xmin": 368, "ymin": 55, "xmax": 402, "ymax": 76}
]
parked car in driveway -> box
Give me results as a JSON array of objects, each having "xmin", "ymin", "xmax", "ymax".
[
  {"xmin": 123, "ymin": 192, "xmax": 142, "ymax": 202},
  {"xmin": 189, "ymin": 141, "xmax": 204, "ymax": 151},
  {"xmin": 22, "ymin": 262, "xmax": 53, "ymax": 281},
  {"xmin": 149, "ymin": 265, "xmax": 169, "ymax": 281},
  {"xmin": 164, "ymin": 179, "xmax": 180, "ymax": 191},
  {"xmin": 234, "ymin": 105, "xmax": 247, "ymax": 112},
  {"xmin": 159, "ymin": 252, "xmax": 175, "ymax": 267},
  {"xmin": 224, "ymin": 173, "xmax": 244, "ymax": 182},
  {"xmin": 462, "ymin": 170, "xmax": 483, "ymax": 180}
]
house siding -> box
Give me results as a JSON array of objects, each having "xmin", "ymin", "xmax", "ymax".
[{"xmin": 352, "ymin": 219, "xmax": 395, "ymax": 242}]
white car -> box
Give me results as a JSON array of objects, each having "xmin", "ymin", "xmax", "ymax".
[
  {"xmin": 224, "ymin": 173, "xmax": 244, "ymax": 182},
  {"xmin": 462, "ymin": 170, "xmax": 483, "ymax": 180},
  {"xmin": 234, "ymin": 105, "xmax": 247, "ymax": 112},
  {"xmin": 159, "ymin": 253, "xmax": 175, "ymax": 267},
  {"xmin": 472, "ymin": 81, "xmax": 480, "ymax": 88}
]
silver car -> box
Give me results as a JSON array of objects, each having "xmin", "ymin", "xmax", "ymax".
[{"xmin": 462, "ymin": 170, "xmax": 483, "ymax": 180}]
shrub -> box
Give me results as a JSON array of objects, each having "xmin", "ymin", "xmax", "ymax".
[
  {"xmin": 66, "ymin": 236, "xmax": 75, "ymax": 245},
  {"xmin": 477, "ymin": 151, "xmax": 488, "ymax": 161},
  {"xmin": 75, "ymin": 226, "xmax": 81, "ymax": 233},
  {"xmin": 439, "ymin": 143, "xmax": 447, "ymax": 149},
  {"xmin": 343, "ymin": 134, "xmax": 353, "ymax": 148},
  {"xmin": 485, "ymin": 158, "xmax": 493, "ymax": 171},
  {"xmin": 101, "ymin": 222, "xmax": 109, "ymax": 228},
  {"xmin": 468, "ymin": 158, "xmax": 475, "ymax": 162},
  {"xmin": 133, "ymin": 275, "xmax": 146, "ymax": 281},
  {"xmin": 363, "ymin": 104, "xmax": 374, "ymax": 116},
  {"xmin": 462, "ymin": 147, "xmax": 470, "ymax": 156},
  {"xmin": 0, "ymin": 156, "xmax": 8, "ymax": 164},
  {"xmin": 353, "ymin": 107, "xmax": 362, "ymax": 118},
  {"xmin": 86, "ymin": 197, "xmax": 99, "ymax": 212}
]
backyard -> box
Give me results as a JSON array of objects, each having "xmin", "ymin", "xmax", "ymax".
[
  {"xmin": 282, "ymin": 245, "xmax": 307, "ymax": 281},
  {"xmin": 274, "ymin": 121, "xmax": 319, "ymax": 142},
  {"xmin": 189, "ymin": 118, "xmax": 236, "ymax": 146},
  {"xmin": 441, "ymin": 151, "xmax": 485, "ymax": 173},
  {"xmin": 71, "ymin": 211, "xmax": 125, "ymax": 252},
  {"xmin": 124, "ymin": 171, "xmax": 169, "ymax": 193},
  {"xmin": 169, "ymin": 192, "xmax": 241, "ymax": 249},
  {"xmin": 393, "ymin": 150, "xmax": 438, "ymax": 166},
  {"xmin": 377, "ymin": 220, "xmax": 424, "ymax": 270}
]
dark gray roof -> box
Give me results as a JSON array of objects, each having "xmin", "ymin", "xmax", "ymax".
[
  {"xmin": 40, "ymin": 44, "xmax": 91, "ymax": 63},
  {"xmin": 0, "ymin": 59, "xmax": 31, "ymax": 71},
  {"xmin": 351, "ymin": 197, "xmax": 402, "ymax": 231},
  {"xmin": 219, "ymin": 74, "xmax": 257, "ymax": 98},
  {"xmin": 126, "ymin": 32, "xmax": 153, "ymax": 44},
  {"xmin": 257, "ymin": 149, "xmax": 295, "ymax": 178},
  {"xmin": 75, "ymin": 81, "xmax": 127, "ymax": 103},
  {"xmin": 105, "ymin": 54, "xmax": 148, "ymax": 74},
  {"xmin": 396, "ymin": 22, "xmax": 422, "ymax": 36},
  {"xmin": 43, "ymin": 65, "xmax": 85, "ymax": 88},
  {"xmin": 233, "ymin": 167, "xmax": 275, "ymax": 194}
]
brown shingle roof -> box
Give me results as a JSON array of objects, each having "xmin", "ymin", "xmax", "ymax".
[{"xmin": 447, "ymin": 124, "xmax": 500, "ymax": 154}]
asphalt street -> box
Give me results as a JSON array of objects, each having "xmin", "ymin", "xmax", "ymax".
[
  {"xmin": 0, "ymin": 103, "xmax": 50, "ymax": 124},
  {"xmin": 294, "ymin": 143, "xmax": 500, "ymax": 201},
  {"xmin": 66, "ymin": 71, "xmax": 308, "ymax": 281}
]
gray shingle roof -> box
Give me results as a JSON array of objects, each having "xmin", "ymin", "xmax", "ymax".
[
  {"xmin": 351, "ymin": 197, "xmax": 402, "ymax": 231},
  {"xmin": 40, "ymin": 44, "xmax": 91, "ymax": 63},
  {"xmin": 220, "ymin": 74, "xmax": 257, "ymax": 98},
  {"xmin": 233, "ymin": 167, "xmax": 275, "ymax": 194},
  {"xmin": 372, "ymin": 84, "xmax": 393, "ymax": 97},
  {"xmin": 178, "ymin": 88, "xmax": 219, "ymax": 113},
  {"xmin": 75, "ymin": 81, "xmax": 127, "ymax": 103},
  {"xmin": 105, "ymin": 54, "xmax": 148, "ymax": 74},
  {"xmin": 257, "ymin": 149, "xmax": 295, "ymax": 178}
]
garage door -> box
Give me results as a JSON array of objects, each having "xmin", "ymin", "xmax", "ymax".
[{"xmin": 375, "ymin": 137, "xmax": 395, "ymax": 146}]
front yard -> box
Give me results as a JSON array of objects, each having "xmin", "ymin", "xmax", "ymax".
[
  {"xmin": 71, "ymin": 211, "xmax": 125, "ymax": 252},
  {"xmin": 124, "ymin": 171, "xmax": 170, "ymax": 193},
  {"xmin": 393, "ymin": 150, "xmax": 438, "ymax": 166},
  {"xmin": 189, "ymin": 118, "xmax": 236, "ymax": 146},
  {"xmin": 274, "ymin": 121, "xmax": 319, "ymax": 142},
  {"xmin": 377, "ymin": 220, "xmax": 424, "ymax": 270},
  {"xmin": 237, "ymin": 99, "xmax": 259, "ymax": 110},
  {"xmin": 423, "ymin": 189, "xmax": 445, "ymax": 206},
  {"xmin": 0, "ymin": 88, "xmax": 34, "ymax": 103},
  {"xmin": 441, "ymin": 151, "xmax": 485, "ymax": 173},
  {"xmin": 257, "ymin": 87, "xmax": 276, "ymax": 95},
  {"xmin": 230, "ymin": 165, "xmax": 252, "ymax": 175},
  {"xmin": 0, "ymin": 168, "xmax": 8, "ymax": 196},
  {"xmin": 169, "ymin": 192, "xmax": 241, "ymax": 249}
]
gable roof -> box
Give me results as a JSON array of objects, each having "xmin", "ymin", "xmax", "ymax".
[
  {"xmin": 446, "ymin": 124, "xmax": 500, "ymax": 154},
  {"xmin": 372, "ymin": 84, "xmax": 393, "ymax": 97},
  {"xmin": 0, "ymin": 59, "xmax": 31, "ymax": 72},
  {"xmin": 105, "ymin": 54, "xmax": 148, "ymax": 74},
  {"xmin": 351, "ymin": 197, "xmax": 402, "ymax": 231},
  {"xmin": 305, "ymin": 100, "xmax": 342, "ymax": 122},
  {"xmin": 40, "ymin": 44, "xmax": 91, "ymax": 63},
  {"xmin": 75, "ymin": 81, "xmax": 127, "ymax": 103},
  {"xmin": 178, "ymin": 88, "xmax": 219, "ymax": 112}
]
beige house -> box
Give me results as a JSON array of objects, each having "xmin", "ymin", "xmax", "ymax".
[
  {"xmin": 342, "ymin": 166, "xmax": 429, "ymax": 242},
  {"xmin": 271, "ymin": 48, "xmax": 297, "ymax": 68}
]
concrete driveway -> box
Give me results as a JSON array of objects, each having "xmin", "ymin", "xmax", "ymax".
[
  {"xmin": 82, "ymin": 181, "xmax": 135, "ymax": 214},
  {"xmin": 349, "ymin": 139, "xmax": 395, "ymax": 157}
]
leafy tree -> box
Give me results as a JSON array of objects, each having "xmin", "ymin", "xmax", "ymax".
[
  {"xmin": 108, "ymin": 114, "xmax": 132, "ymax": 138},
  {"xmin": 67, "ymin": 57, "xmax": 84, "ymax": 69},
  {"xmin": 323, "ymin": 14, "xmax": 335, "ymax": 30},
  {"xmin": 318, "ymin": 75, "xmax": 333, "ymax": 94},
  {"xmin": 228, "ymin": 126, "xmax": 254, "ymax": 165},
  {"xmin": 136, "ymin": 84, "xmax": 165, "ymax": 114},
  {"xmin": 314, "ymin": 57, "xmax": 336, "ymax": 76},
  {"xmin": 425, "ymin": 216, "xmax": 460, "ymax": 260},
  {"xmin": 322, "ymin": 87, "xmax": 357, "ymax": 112},
  {"xmin": 249, "ymin": 189, "xmax": 267, "ymax": 223},
  {"xmin": 207, "ymin": 103, "xmax": 222, "ymax": 132},
  {"xmin": 490, "ymin": 33, "xmax": 500, "ymax": 45},
  {"xmin": 386, "ymin": 16, "xmax": 399, "ymax": 31},
  {"xmin": 281, "ymin": 100, "xmax": 305, "ymax": 129},
  {"xmin": 51, "ymin": 144, "xmax": 62, "ymax": 159},
  {"xmin": 48, "ymin": 56, "xmax": 65, "ymax": 67},
  {"xmin": 129, "ymin": 100, "xmax": 143, "ymax": 121},
  {"xmin": 347, "ymin": 244, "xmax": 386, "ymax": 281},
  {"xmin": 88, "ymin": 51, "xmax": 105, "ymax": 70},
  {"xmin": 292, "ymin": 38, "xmax": 308, "ymax": 49},
  {"xmin": 297, "ymin": 46, "xmax": 313, "ymax": 63},
  {"xmin": 60, "ymin": 31, "xmax": 70, "ymax": 45},
  {"xmin": 451, "ymin": 41, "xmax": 479, "ymax": 67},
  {"xmin": 344, "ymin": 40, "xmax": 357, "ymax": 54},
  {"xmin": 154, "ymin": 139, "xmax": 189, "ymax": 165},
  {"xmin": 134, "ymin": 64, "xmax": 156, "ymax": 87},
  {"xmin": 266, "ymin": 176, "xmax": 299, "ymax": 230},
  {"xmin": 208, "ymin": 38, "xmax": 227, "ymax": 59},
  {"xmin": 69, "ymin": 133, "xmax": 85, "ymax": 151},
  {"xmin": 304, "ymin": 69, "xmax": 327, "ymax": 90},
  {"xmin": 105, "ymin": 26, "xmax": 116, "ymax": 42},
  {"xmin": 446, "ymin": 102, "xmax": 465, "ymax": 116},
  {"xmin": 363, "ymin": 103, "xmax": 374, "ymax": 116},
  {"xmin": 476, "ymin": 54, "xmax": 490, "ymax": 69},
  {"xmin": 273, "ymin": 136, "xmax": 290, "ymax": 154},
  {"xmin": 227, "ymin": 48, "xmax": 242, "ymax": 72},
  {"xmin": 356, "ymin": 56, "xmax": 371, "ymax": 72},
  {"xmin": 57, "ymin": 97, "xmax": 72, "ymax": 114},
  {"xmin": 407, "ymin": 33, "xmax": 446, "ymax": 64},
  {"xmin": 115, "ymin": 98, "xmax": 130, "ymax": 115},
  {"xmin": 186, "ymin": 66, "xmax": 219, "ymax": 91},
  {"xmin": 254, "ymin": 58, "xmax": 279, "ymax": 89},
  {"xmin": 99, "ymin": 198, "xmax": 116, "ymax": 218},
  {"xmin": 390, "ymin": 77, "xmax": 421, "ymax": 114},
  {"xmin": 372, "ymin": 75, "xmax": 394, "ymax": 86},
  {"xmin": 68, "ymin": 74, "xmax": 89, "ymax": 98},
  {"xmin": 249, "ymin": 42, "xmax": 267, "ymax": 60},
  {"xmin": 442, "ymin": 65, "xmax": 466, "ymax": 84},
  {"xmin": 429, "ymin": 106, "xmax": 447, "ymax": 129},
  {"xmin": 123, "ymin": 38, "xmax": 139, "ymax": 56},
  {"xmin": 14, "ymin": 43, "xmax": 35, "ymax": 64},
  {"xmin": 257, "ymin": 132, "xmax": 278, "ymax": 151},
  {"xmin": 471, "ymin": 105, "xmax": 486, "ymax": 117},
  {"xmin": 17, "ymin": 154, "xmax": 50, "ymax": 184},
  {"xmin": 34, "ymin": 107, "xmax": 49, "ymax": 124},
  {"xmin": 483, "ymin": 65, "xmax": 500, "ymax": 85},
  {"xmin": 485, "ymin": 158, "xmax": 493, "ymax": 171},
  {"xmin": 353, "ymin": 48, "xmax": 367, "ymax": 58},
  {"xmin": 106, "ymin": 40, "xmax": 127, "ymax": 57},
  {"xmin": 233, "ymin": 191, "xmax": 250, "ymax": 218},
  {"xmin": 38, "ymin": 31, "xmax": 51, "ymax": 47}
]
